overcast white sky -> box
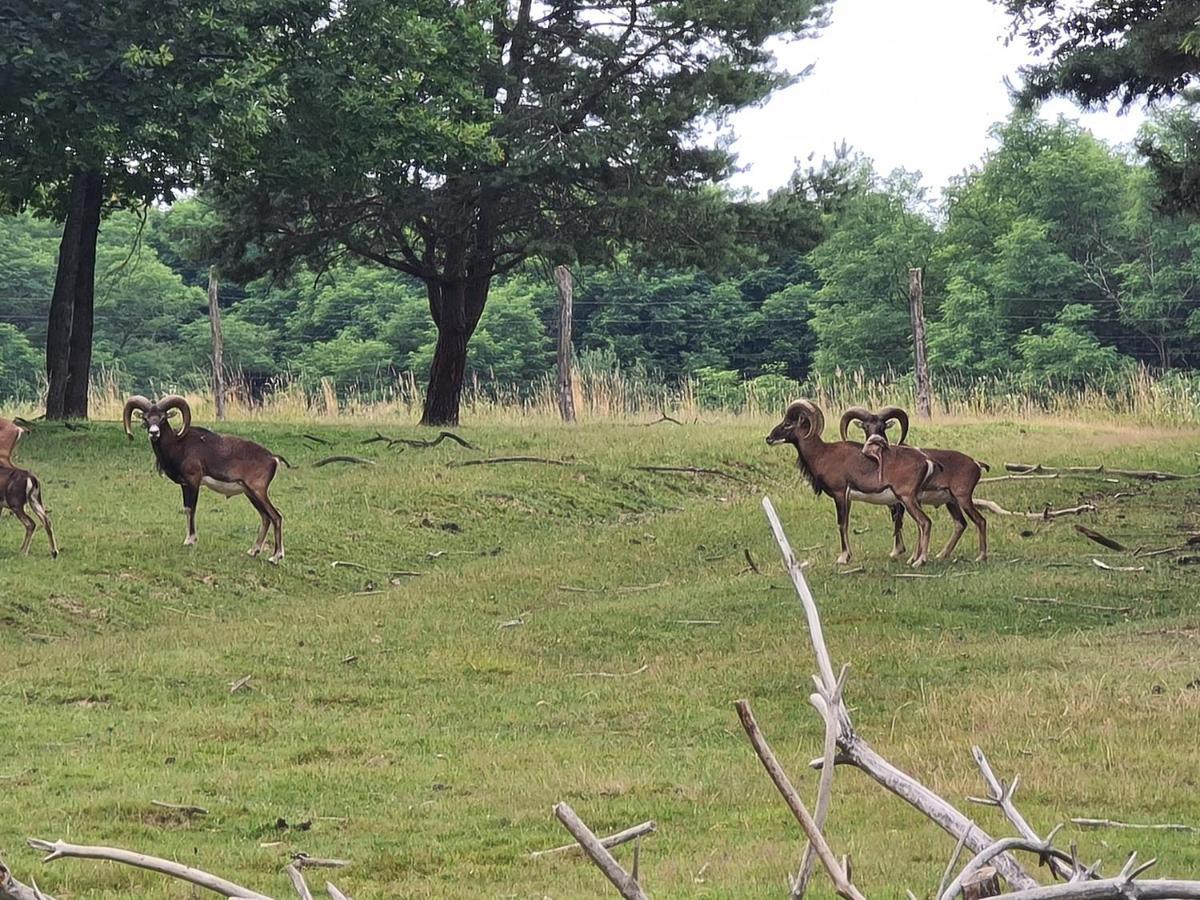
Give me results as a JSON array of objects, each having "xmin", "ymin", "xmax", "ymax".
[{"xmin": 727, "ymin": 0, "xmax": 1149, "ymax": 196}]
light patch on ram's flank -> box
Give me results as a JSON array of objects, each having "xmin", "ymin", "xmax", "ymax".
[
  {"xmin": 848, "ymin": 488, "xmax": 953, "ymax": 506},
  {"xmin": 201, "ymin": 476, "xmax": 244, "ymax": 497}
]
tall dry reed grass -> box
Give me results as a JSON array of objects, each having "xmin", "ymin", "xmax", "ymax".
[{"xmin": 4, "ymin": 364, "xmax": 1198, "ymax": 426}]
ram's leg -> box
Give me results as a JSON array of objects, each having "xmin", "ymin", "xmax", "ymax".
[
  {"xmin": 834, "ymin": 490, "xmax": 852, "ymax": 565},
  {"xmin": 27, "ymin": 481, "xmax": 58, "ymax": 558},
  {"xmin": 900, "ymin": 497, "xmax": 932, "ymax": 567},
  {"xmin": 182, "ymin": 483, "xmax": 200, "ymax": 546},
  {"xmin": 962, "ymin": 497, "xmax": 988, "ymax": 562},
  {"xmin": 263, "ymin": 493, "xmax": 284, "ymax": 564},
  {"xmin": 13, "ymin": 505, "xmax": 36, "ymax": 555},
  {"xmin": 889, "ymin": 503, "xmax": 906, "ymax": 559},
  {"xmin": 246, "ymin": 486, "xmax": 284, "ymax": 564},
  {"xmin": 937, "ymin": 502, "xmax": 967, "ymax": 560},
  {"xmin": 244, "ymin": 491, "xmax": 270, "ymax": 557}
]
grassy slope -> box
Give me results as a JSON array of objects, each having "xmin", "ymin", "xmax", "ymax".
[{"xmin": 0, "ymin": 418, "xmax": 1197, "ymax": 898}]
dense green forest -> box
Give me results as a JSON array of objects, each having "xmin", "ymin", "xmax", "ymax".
[{"xmin": 3, "ymin": 112, "xmax": 1200, "ymax": 406}]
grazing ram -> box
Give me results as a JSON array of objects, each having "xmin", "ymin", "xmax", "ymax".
[
  {"xmin": 766, "ymin": 400, "xmax": 940, "ymax": 567},
  {"xmin": 123, "ymin": 395, "xmax": 287, "ymax": 563}
]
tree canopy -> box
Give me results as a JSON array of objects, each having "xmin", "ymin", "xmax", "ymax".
[
  {"xmin": 997, "ymin": 0, "xmax": 1200, "ymax": 214},
  {"xmin": 0, "ymin": 0, "xmax": 329, "ymax": 417},
  {"xmin": 211, "ymin": 0, "xmax": 834, "ymax": 423}
]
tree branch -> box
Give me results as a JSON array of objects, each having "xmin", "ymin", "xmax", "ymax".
[
  {"xmin": 735, "ymin": 699, "xmax": 866, "ymax": 900},
  {"xmin": 553, "ymin": 803, "xmax": 648, "ymax": 900},
  {"xmin": 27, "ymin": 840, "xmax": 273, "ymax": 900}
]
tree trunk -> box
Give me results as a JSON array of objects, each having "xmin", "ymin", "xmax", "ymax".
[
  {"xmin": 421, "ymin": 276, "xmax": 489, "ymax": 426},
  {"xmin": 63, "ymin": 170, "xmax": 104, "ymax": 419},
  {"xmin": 423, "ymin": 325, "xmax": 471, "ymax": 426},
  {"xmin": 45, "ymin": 174, "xmax": 89, "ymax": 419}
]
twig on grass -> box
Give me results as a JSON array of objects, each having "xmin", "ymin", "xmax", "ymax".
[
  {"xmin": 364, "ymin": 431, "xmax": 476, "ymax": 450},
  {"xmin": 150, "ymin": 801, "xmax": 208, "ymax": 817},
  {"xmin": 976, "ymin": 500, "xmax": 1098, "ymax": 520},
  {"xmin": 451, "ymin": 456, "xmax": 570, "ymax": 468},
  {"xmin": 742, "ymin": 548, "xmax": 762, "ymax": 575},
  {"xmin": 229, "ymin": 675, "xmax": 252, "ymax": 694},
  {"xmin": 567, "ymin": 664, "xmax": 649, "ymax": 679},
  {"xmin": 314, "ymin": 456, "xmax": 375, "ymax": 468},
  {"xmin": 637, "ymin": 413, "xmax": 683, "ymax": 427},
  {"xmin": 530, "ymin": 820, "xmax": 657, "ymax": 859},
  {"xmin": 1071, "ymin": 817, "xmax": 1199, "ymax": 834},
  {"xmin": 1074, "ymin": 525, "xmax": 1127, "ymax": 552},
  {"xmin": 632, "ymin": 465, "xmax": 749, "ymax": 485},
  {"xmin": 1014, "ymin": 597, "xmax": 1133, "ymax": 614},
  {"xmin": 1091, "ymin": 558, "xmax": 1146, "ymax": 573},
  {"xmin": 558, "ymin": 582, "xmax": 668, "ymax": 595},
  {"xmin": 300, "ymin": 434, "xmax": 332, "ymax": 446},
  {"xmin": 979, "ymin": 473, "xmax": 1062, "ymax": 483}
]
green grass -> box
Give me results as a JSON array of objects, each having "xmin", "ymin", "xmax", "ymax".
[{"xmin": 1, "ymin": 418, "xmax": 1198, "ymax": 898}]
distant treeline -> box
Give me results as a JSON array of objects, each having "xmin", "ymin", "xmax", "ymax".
[{"xmin": 3, "ymin": 113, "xmax": 1200, "ymax": 403}]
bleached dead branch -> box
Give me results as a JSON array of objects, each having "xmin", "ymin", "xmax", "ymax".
[
  {"xmin": 553, "ymin": 803, "xmax": 649, "ymax": 900},
  {"xmin": 27, "ymin": 839, "xmax": 273, "ymax": 899},
  {"xmin": 761, "ymin": 497, "xmax": 1038, "ymax": 892},
  {"xmin": 735, "ymin": 699, "xmax": 865, "ymax": 900}
]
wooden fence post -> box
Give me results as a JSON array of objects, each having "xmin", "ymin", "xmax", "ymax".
[
  {"xmin": 908, "ymin": 267, "xmax": 932, "ymax": 420},
  {"xmin": 554, "ymin": 264, "xmax": 576, "ymax": 423},
  {"xmin": 208, "ymin": 266, "xmax": 227, "ymax": 421}
]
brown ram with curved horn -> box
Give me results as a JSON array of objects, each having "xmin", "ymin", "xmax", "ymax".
[
  {"xmin": 124, "ymin": 395, "xmax": 288, "ymax": 563},
  {"xmin": 767, "ymin": 400, "xmax": 940, "ymax": 567},
  {"xmin": 841, "ymin": 406, "xmax": 989, "ymax": 562}
]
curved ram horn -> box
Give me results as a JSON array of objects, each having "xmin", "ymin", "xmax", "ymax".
[
  {"xmin": 794, "ymin": 399, "xmax": 825, "ymax": 440},
  {"xmin": 122, "ymin": 396, "xmax": 152, "ymax": 440},
  {"xmin": 877, "ymin": 406, "xmax": 910, "ymax": 445},
  {"xmin": 783, "ymin": 400, "xmax": 807, "ymax": 422},
  {"xmin": 839, "ymin": 406, "xmax": 873, "ymax": 442},
  {"xmin": 157, "ymin": 395, "xmax": 192, "ymax": 437}
]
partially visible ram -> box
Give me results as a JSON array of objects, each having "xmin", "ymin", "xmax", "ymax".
[
  {"xmin": 841, "ymin": 406, "xmax": 989, "ymax": 562},
  {"xmin": 767, "ymin": 400, "xmax": 940, "ymax": 566}
]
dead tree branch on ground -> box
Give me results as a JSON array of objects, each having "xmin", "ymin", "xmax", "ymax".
[
  {"xmin": 762, "ymin": 497, "xmax": 1038, "ymax": 892},
  {"xmin": 553, "ymin": 803, "xmax": 649, "ymax": 900}
]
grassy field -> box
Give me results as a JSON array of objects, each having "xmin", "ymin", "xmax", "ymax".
[{"xmin": 0, "ymin": 415, "xmax": 1198, "ymax": 898}]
